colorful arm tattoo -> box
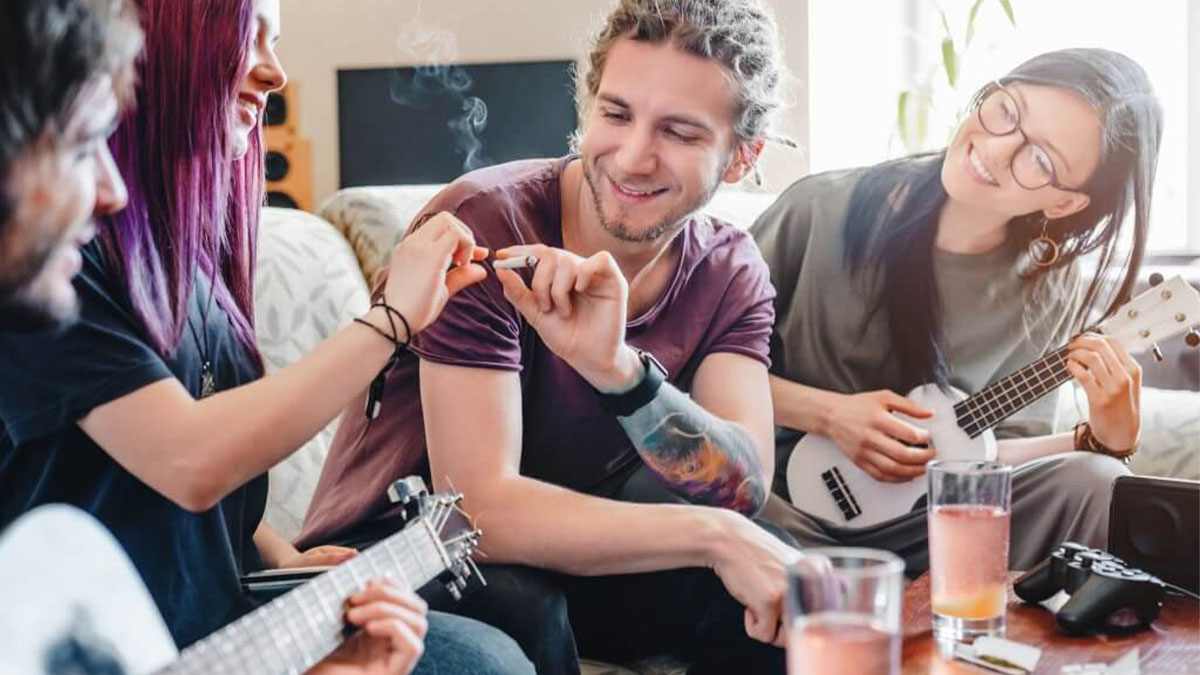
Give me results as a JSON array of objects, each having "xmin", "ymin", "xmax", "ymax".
[{"xmin": 616, "ymin": 383, "xmax": 767, "ymax": 517}]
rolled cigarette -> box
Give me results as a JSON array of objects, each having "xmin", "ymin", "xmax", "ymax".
[{"xmin": 493, "ymin": 255, "xmax": 539, "ymax": 270}]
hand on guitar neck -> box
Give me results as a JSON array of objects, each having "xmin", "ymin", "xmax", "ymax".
[
  {"xmin": 1063, "ymin": 333, "xmax": 1141, "ymax": 453},
  {"xmin": 993, "ymin": 332, "xmax": 1142, "ymax": 466},
  {"xmin": 309, "ymin": 580, "xmax": 429, "ymax": 675}
]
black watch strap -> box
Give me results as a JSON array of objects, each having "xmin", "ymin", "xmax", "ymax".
[{"xmin": 596, "ymin": 349, "xmax": 667, "ymax": 417}]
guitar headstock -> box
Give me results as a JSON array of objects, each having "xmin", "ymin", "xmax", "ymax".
[
  {"xmin": 1097, "ymin": 275, "xmax": 1200, "ymax": 354},
  {"xmin": 388, "ymin": 477, "xmax": 482, "ymax": 601},
  {"xmin": 424, "ymin": 494, "xmax": 483, "ymax": 601}
]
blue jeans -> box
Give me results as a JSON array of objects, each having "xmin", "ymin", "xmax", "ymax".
[{"xmin": 413, "ymin": 611, "xmax": 534, "ymax": 675}]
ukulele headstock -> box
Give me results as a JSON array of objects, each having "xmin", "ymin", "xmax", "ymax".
[{"xmin": 1097, "ymin": 275, "xmax": 1200, "ymax": 355}]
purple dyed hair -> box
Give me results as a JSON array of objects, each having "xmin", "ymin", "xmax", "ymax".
[{"xmin": 100, "ymin": 0, "xmax": 263, "ymax": 369}]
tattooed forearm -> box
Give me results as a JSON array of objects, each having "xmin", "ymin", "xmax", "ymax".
[{"xmin": 616, "ymin": 383, "xmax": 767, "ymax": 517}]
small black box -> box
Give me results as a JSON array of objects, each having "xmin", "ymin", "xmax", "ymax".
[{"xmin": 1108, "ymin": 475, "xmax": 1199, "ymax": 593}]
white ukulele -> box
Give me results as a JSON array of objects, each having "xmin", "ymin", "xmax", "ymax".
[
  {"xmin": 786, "ymin": 275, "xmax": 1200, "ymax": 530},
  {"xmin": 0, "ymin": 479, "xmax": 480, "ymax": 675}
]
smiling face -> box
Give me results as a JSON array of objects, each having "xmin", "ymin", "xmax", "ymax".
[
  {"xmin": 229, "ymin": 0, "xmax": 285, "ymax": 160},
  {"xmin": 577, "ymin": 38, "xmax": 757, "ymax": 243},
  {"xmin": 0, "ymin": 76, "xmax": 128, "ymax": 330},
  {"xmin": 942, "ymin": 82, "xmax": 1103, "ymax": 222}
]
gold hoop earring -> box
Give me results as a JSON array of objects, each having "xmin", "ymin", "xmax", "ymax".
[{"xmin": 1028, "ymin": 216, "xmax": 1060, "ymax": 268}]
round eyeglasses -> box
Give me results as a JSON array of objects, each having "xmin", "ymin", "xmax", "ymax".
[{"xmin": 975, "ymin": 84, "xmax": 1081, "ymax": 192}]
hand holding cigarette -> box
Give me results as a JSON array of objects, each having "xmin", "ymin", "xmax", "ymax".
[{"xmin": 494, "ymin": 244, "xmax": 635, "ymax": 392}]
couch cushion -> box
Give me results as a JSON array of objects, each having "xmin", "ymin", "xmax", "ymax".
[
  {"xmin": 317, "ymin": 185, "xmax": 444, "ymax": 284},
  {"xmin": 255, "ymin": 206, "xmax": 371, "ymax": 539}
]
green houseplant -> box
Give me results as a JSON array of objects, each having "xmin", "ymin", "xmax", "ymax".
[{"xmin": 895, "ymin": 0, "xmax": 1017, "ymax": 154}]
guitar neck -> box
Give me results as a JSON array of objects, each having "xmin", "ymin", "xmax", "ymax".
[
  {"xmin": 954, "ymin": 345, "xmax": 1072, "ymax": 439},
  {"xmin": 159, "ymin": 521, "xmax": 445, "ymax": 675}
]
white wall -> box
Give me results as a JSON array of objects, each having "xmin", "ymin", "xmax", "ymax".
[{"xmin": 277, "ymin": 0, "xmax": 809, "ymax": 204}]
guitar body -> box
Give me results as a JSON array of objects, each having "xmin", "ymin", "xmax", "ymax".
[
  {"xmin": 0, "ymin": 505, "xmax": 177, "ymax": 675},
  {"xmin": 785, "ymin": 384, "xmax": 997, "ymax": 529}
]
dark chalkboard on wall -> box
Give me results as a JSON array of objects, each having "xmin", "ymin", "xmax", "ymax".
[{"xmin": 338, "ymin": 60, "xmax": 577, "ymax": 187}]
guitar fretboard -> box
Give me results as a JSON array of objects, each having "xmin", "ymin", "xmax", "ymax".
[
  {"xmin": 159, "ymin": 520, "xmax": 444, "ymax": 675},
  {"xmin": 954, "ymin": 345, "xmax": 1072, "ymax": 439}
]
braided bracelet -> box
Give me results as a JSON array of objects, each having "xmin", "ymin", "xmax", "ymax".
[
  {"xmin": 352, "ymin": 301, "xmax": 411, "ymax": 352},
  {"xmin": 352, "ymin": 301, "xmax": 412, "ymax": 420},
  {"xmin": 1073, "ymin": 421, "xmax": 1137, "ymax": 463}
]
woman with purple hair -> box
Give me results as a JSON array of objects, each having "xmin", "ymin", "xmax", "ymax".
[{"xmin": 0, "ymin": 0, "xmax": 533, "ymax": 673}]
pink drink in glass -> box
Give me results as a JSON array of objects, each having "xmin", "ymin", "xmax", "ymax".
[
  {"xmin": 787, "ymin": 614, "xmax": 900, "ymax": 675},
  {"xmin": 929, "ymin": 504, "xmax": 1010, "ymax": 632}
]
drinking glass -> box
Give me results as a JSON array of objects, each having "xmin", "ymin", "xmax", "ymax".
[
  {"xmin": 785, "ymin": 548, "xmax": 904, "ymax": 675},
  {"xmin": 927, "ymin": 460, "xmax": 1013, "ymax": 643}
]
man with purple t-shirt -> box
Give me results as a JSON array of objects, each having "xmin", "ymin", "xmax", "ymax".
[{"xmin": 300, "ymin": 2, "xmax": 811, "ymax": 672}]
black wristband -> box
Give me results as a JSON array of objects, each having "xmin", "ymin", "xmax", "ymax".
[
  {"xmin": 595, "ymin": 349, "xmax": 667, "ymax": 418},
  {"xmin": 352, "ymin": 302, "xmax": 411, "ymax": 353},
  {"xmin": 354, "ymin": 301, "xmax": 411, "ymax": 420}
]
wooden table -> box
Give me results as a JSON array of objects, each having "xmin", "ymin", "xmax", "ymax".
[{"xmin": 901, "ymin": 573, "xmax": 1200, "ymax": 674}]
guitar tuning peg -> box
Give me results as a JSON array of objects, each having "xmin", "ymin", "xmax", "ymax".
[
  {"xmin": 1150, "ymin": 344, "xmax": 1164, "ymax": 362},
  {"xmin": 1186, "ymin": 328, "xmax": 1200, "ymax": 348},
  {"xmin": 1148, "ymin": 272, "xmax": 1164, "ymax": 287}
]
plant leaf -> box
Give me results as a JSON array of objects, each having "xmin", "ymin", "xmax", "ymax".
[
  {"xmin": 966, "ymin": 0, "xmax": 985, "ymax": 45},
  {"xmin": 897, "ymin": 91, "xmax": 911, "ymax": 147},
  {"xmin": 941, "ymin": 37, "xmax": 958, "ymax": 87},
  {"xmin": 997, "ymin": 0, "xmax": 1016, "ymax": 26},
  {"xmin": 938, "ymin": 8, "xmax": 952, "ymax": 38}
]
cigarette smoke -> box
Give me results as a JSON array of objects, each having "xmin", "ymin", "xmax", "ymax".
[{"xmin": 390, "ymin": 12, "xmax": 492, "ymax": 173}]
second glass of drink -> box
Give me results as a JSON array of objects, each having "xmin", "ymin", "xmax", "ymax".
[{"xmin": 927, "ymin": 460, "xmax": 1013, "ymax": 644}]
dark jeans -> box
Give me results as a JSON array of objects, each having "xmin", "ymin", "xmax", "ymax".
[
  {"xmin": 438, "ymin": 467, "xmax": 794, "ymax": 675},
  {"xmin": 445, "ymin": 561, "xmax": 786, "ymax": 675}
]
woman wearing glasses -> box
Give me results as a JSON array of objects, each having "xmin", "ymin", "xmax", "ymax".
[{"xmin": 751, "ymin": 48, "xmax": 1162, "ymax": 570}]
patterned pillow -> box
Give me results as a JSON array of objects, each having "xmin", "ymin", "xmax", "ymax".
[
  {"xmin": 317, "ymin": 185, "xmax": 444, "ymax": 284},
  {"xmin": 255, "ymin": 206, "xmax": 371, "ymax": 540}
]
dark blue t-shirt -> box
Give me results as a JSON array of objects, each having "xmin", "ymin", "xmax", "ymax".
[{"xmin": 0, "ymin": 241, "xmax": 267, "ymax": 648}]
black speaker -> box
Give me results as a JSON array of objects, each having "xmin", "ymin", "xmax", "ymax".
[
  {"xmin": 262, "ymin": 84, "xmax": 312, "ymax": 211},
  {"xmin": 264, "ymin": 91, "xmax": 288, "ymax": 127},
  {"xmin": 265, "ymin": 151, "xmax": 290, "ymax": 182},
  {"xmin": 1108, "ymin": 475, "xmax": 1199, "ymax": 593},
  {"xmin": 266, "ymin": 191, "xmax": 298, "ymax": 209}
]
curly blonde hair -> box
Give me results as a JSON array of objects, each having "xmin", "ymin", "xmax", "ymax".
[{"xmin": 577, "ymin": 0, "xmax": 784, "ymax": 144}]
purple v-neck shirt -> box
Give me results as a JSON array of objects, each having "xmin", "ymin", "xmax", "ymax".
[{"xmin": 298, "ymin": 157, "xmax": 775, "ymax": 548}]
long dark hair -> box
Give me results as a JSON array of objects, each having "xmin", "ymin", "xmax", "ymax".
[{"xmin": 844, "ymin": 48, "xmax": 1163, "ymax": 391}]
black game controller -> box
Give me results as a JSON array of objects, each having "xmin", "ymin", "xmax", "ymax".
[{"xmin": 1014, "ymin": 542, "xmax": 1165, "ymax": 635}]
